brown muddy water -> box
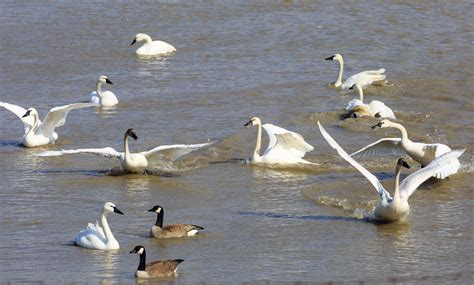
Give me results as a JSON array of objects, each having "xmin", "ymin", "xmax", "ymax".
[{"xmin": 0, "ymin": 1, "xmax": 473, "ymax": 283}]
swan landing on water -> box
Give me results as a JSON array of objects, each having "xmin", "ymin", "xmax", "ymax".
[
  {"xmin": 318, "ymin": 121, "xmax": 465, "ymax": 223},
  {"xmin": 37, "ymin": 128, "xmax": 215, "ymax": 173},
  {"xmin": 0, "ymin": 102, "xmax": 97, "ymax": 147}
]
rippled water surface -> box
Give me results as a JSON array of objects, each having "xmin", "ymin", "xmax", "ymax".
[{"xmin": 0, "ymin": 1, "xmax": 473, "ymax": 283}]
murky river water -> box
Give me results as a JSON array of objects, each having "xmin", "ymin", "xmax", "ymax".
[{"xmin": 0, "ymin": 1, "xmax": 473, "ymax": 283}]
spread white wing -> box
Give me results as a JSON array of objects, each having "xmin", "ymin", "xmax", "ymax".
[
  {"xmin": 0, "ymin": 102, "xmax": 35, "ymax": 133},
  {"xmin": 38, "ymin": 102, "xmax": 97, "ymax": 136},
  {"xmin": 342, "ymin": 69, "xmax": 386, "ymax": 89},
  {"xmin": 141, "ymin": 141, "xmax": 215, "ymax": 166},
  {"xmin": 37, "ymin": 147, "xmax": 121, "ymax": 158},
  {"xmin": 351, "ymin": 138, "xmax": 404, "ymax": 157},
  {"xmin": 399, "ymin": 149, "xmax": 465, "ymax": 200},
  {"xmin": 262, "ymin": 123, "xmax": 313, "ymax": 158},
  {"xmin": 318, "ymin": 121, "xmax": 392, "ymax": 201}
]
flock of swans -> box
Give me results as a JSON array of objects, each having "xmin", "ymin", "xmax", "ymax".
[{"xmin": 0, "ymin": 34, "xmax": 466, "ymax": 279}]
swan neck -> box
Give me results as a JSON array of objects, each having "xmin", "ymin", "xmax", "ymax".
[
  {"xmin": 96, "ymin": 81, "xmax": 104, "ymax": 96},
  {"xmin": 137, "ymin": 250, "xmax": 146, "ymax": 271},
  {"xmin": 100, "ymin": 213, "xmax": 115, "ymax": 242},
  {"xmin": 154, "ymin": 210, "xmax": 164, "ymax": 228},
  {"xmin": 393, "ymin": 165, "xmax": 402, "ymax": 202},
  {"xmin": 27, "ymin": 113, "xmax": 40, "ymax": 135},
  {"xmin": 143, "ymin": 35, "xmax": 153, "ymax": 43},
  {"xmin": 357, "ymin": 85, "xmax": 364, "ymax": 102},
  {"xmin": 391, "ymin": 122, "xmax": 409, "ymax": 143},
  {"xmin": 124, "ymin": 132, "xmax": 131, "ymax": 160},
  {"xmin": 336, "ymin": 58, "xmax": 344, "ymax": 86},
  {"xmin": 254, "ymin": 122, "xmax": 262, "ymax": 159}
]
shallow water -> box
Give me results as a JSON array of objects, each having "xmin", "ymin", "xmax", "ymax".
[{"xmin": 0, "ymin": 1, "xmax": 473, "ymax": 283}]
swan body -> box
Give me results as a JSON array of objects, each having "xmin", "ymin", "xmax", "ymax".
[
  {"xmin": 0, "ymin": 102, "xmax": 97, "ymax": 147},
  {"xmin": 148, "ymin": 205, "xmax": 204, "ymax": 238},
  {"xmin": 243, "ymin": 117, "xmax": 315, "ymax": 165},
  {"xmin": 130, "ymin": 245, "xmax": 183, "ymax": 278},
  {"xmin": 90, "ymin": 75, "xmax": 118, "ymax": 107},
  {"xmin": 325, "ymin": 54, "xmax": 386, "ymax": 90},
  {"xmin": 37, "ymin": 128, "xmax": 215, "ymax": 173},
  {"xmin": 351, "ymin": 119, "xmax": 461, "ymax": 179},
  {"xmin": 318, "ymin": 121, "xmax": 465, "ymax": 223},
  {"xmin": 131, "ymin": 33, "xmax": 176, "ymax": 56},
  {"xmin": 74, "ymin": 202, "xmax": 124, "ymax": 250},
  {"xmin": 346, "ymin": 84, "xmax": 396, "ymax": 119}
]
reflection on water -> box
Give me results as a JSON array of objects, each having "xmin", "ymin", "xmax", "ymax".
[{"xmin": 124, "ymin": 174, "xmax": 151, "ymax": 194}]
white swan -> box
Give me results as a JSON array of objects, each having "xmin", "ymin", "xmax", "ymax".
[
  {"xmin": 318, "ymin": 121, "xmax": 465, "ymax": 223},
  {"xmin": 243, "ymin": 117, "xmax": 316, "ymax": 165},
  {"xmin": 38, "ymin": 128, "xmax": 215, "ymax": 173},
  {"xmin": 325, "ymin": 54, "xmax": 386, "ymax": 90},
  {"xmin": 74, "ymin": 202, "xmax": 124, "ymax": 250},
  {"xmin": 0, "ymin": 101, "xmax": 97, "ymax": 147},
  {"xmin": 90, "ymin": 75, "xmax": 118, "ymax": 107},
  {"xmin": 345, "ymin": 84, "xmax": 396, "ymax": 119},
  {"xmin": 131, "ymin": 33, "xmax": 176, "ymax": 56},
  {"xmin": 351, "ymin": 119, "xmax": 461, "ymax": 179}
]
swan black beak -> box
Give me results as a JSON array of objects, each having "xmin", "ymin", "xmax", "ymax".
[
  {"xmin": 131, "ymin": 38, "xmax": 136, "ymax": 45},
  {"xmin": 398, "ymin": 158, "xmax": 411, "ymax": 169},
  {"xmin": 325, "ymin": 55, "xmax": 335, "ymax": 61},
  {"xmin": 105, "ymin": 78, "xmax": 113, "ymax": 85},
  {"xmin": 349, "ymin": 84, "xmax": 356, "ymax": 90},
  {"xmin": 113, "ymin": 207, "xmax": 124, "ymax": 215},
  {"xmin": 371, "ymin": 122, "xmax": 383, "ymax": 129},
  {"xmin": 243, "ymin": 120, "xmax": 253, "ymax": 127},
  {"xmin": 22, "ymin": 110, "xmax": 31, "ymax": 118}
]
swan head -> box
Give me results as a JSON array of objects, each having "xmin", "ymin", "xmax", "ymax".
[
  {"xmin": 103, "ymin": 202, "xmax": 124, "ymax": 215},
  {"xmin": 371, "ymin": 119, "xmax": 392, "ymax": 129},
  {"xmin": 129, "ymin": 245, "xmax": 145, "ymax": 255},
  {"xmin": 131, "ymin": 33, "xmax": 151, "ymax": 45},
  {"xmin": 325, "ymin": 53, "xmax": 343, "ymax": 62},
  {"xmin": 98, "ymin": 75, "xmax": 113, "ymax": 85},
  {"xmin": 397, "ymin": 158, "xmax": 411, "ymax": 169},
  {"xmin": 348, "ymin": 106, "xmax": 371, "ymax": 119},
  {"xmin": 243, "ymin": 117, "xmax": 261, "ymax": 127},
  {"xmin": 148, "ymin": 205, "xmax": 163, "ymax": 213},
  {"xmin": 22, "ymin": 108, "xmax": 38, "ymax": 118},
  {"xmin": 126, "ymin": 128, "xmax": 139, "ymax": 140}
]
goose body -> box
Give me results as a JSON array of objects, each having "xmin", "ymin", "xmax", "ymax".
[
  {"xmin": 148, "ymin": 205, "xmax": 204, "ymax": 238},
  {"xmin": 0, "ymin": 102, "xmax": 96, "ymax": 147},
  {"xmin": 318, "ymin": 121, "xmax": 465, "ymax": 223},
  {"xmin": 325, "ymin": 54, "xmax": 386, "ymax": 90},
  {"xmin": 345, "ymin": 84, "xmax": 396, "ymax": 119},
  {"xmin": 131, "ymin": 33, "xmax": 176, "ymax": 56},
  {"xmin": 130, "ymin": 245, "xmax": 183, "ymax": 278},
  {"xmin": 37, "ymin": 128, "xmax": 214, "ymax": 174},
  {"xmin": 243, "ymin": 117, "xmax": 316, "ymax": 165},
  {"xmin": 90, "ymin": 75, "xmax": 118, "ymax": 107},
  {"xmin": 74, "ymin": 202, "xmax": 124, "ymax": 250},
  {"xmin": 351, "ymin": 120, "xmax": 460, "ymax": 179}
]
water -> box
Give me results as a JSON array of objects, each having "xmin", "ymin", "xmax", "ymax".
[{"xmin": 0, "ymin": 1, "xmax": 473, "ymax": 283}]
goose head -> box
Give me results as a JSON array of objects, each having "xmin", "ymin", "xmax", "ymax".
[
  {"xmin": 129, "ymin": 245, "xmax": 145, "ymax": 255},
  {"xmin": 397, "ymin": 158, "xmax": 411, "ymax": 169},
  {"xmin": 103, "ymin": 202, "xmax": 124, "ymax": 215},
  {"xmin": 148, "ymin": 205, "xmax": 163, "ymax": 213},
  {"xmin": 98, "ymin": 75, "xmax": 113, "ymax": 85},
  {"xmin": 126, "ymin": 128, "xmax": 139, "ymax": 140},
  {"xmin": 131, "ymin": 33, "xmax": 151, "ymax": 45},
  {"xmin": 22, "ymin": 108, "xmax": 38, "ymax": 118},
  {"xmin": 325, "ymin": 53, "xmax": 343, "ymax": 62},
  {"xmin": 371, "ymin": 119, "xmax": 392, "ymax": 129},
  {"xmin": 244, "ymin": 116, "xmax": 261, "ymax": 127}
]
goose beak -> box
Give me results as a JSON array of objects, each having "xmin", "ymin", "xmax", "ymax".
[
  {"xmin": 129, "ymin": 249, "xmax": 136, "ymax": 254},
  {"xmin": 105, "ymin": 78, "xmax": 113, "ymax": 85},
  {"xmin": 325, "ymin": 55, "xmax": 335, "ymax": 61},
  {"xmin": 147, "ymin": 208, "xmax": 155, "ymax": 212},
  {"xmin": 131, "ymin": 38, "xmax": 136, "ymax": 46},
  {"xmin": 113, "ymin": 207, "xmax": 124, "ymax": 215},
  {"xmin": 243, "ymin": 120, "xmax": 253, "ymax": 127},
  {"xmin": 371, "ymin": 122, "xmax": 383, "ymax": 129}
]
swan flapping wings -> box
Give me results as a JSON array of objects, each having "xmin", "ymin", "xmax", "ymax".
[
  {"xmin": 0, "ymin": 102, "xmax": 35, "ymax": 132},
  {"xmin": 351, "ymin": 138, "xmax": 405, "ymax": 157},
  {"xmin": 38, "ymin": 103, "xmax": 98, "ymax": 136},
  {"xmin": 262, "ymin": 124, "xmax": 314, "ymax": 159}
]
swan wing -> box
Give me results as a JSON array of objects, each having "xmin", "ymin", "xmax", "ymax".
[
  {"xmin": 342, "ymin": 69, "xmax": 386, "ymax": 89},
  {"xmin": 0, "ymin": 102, "xmax": 35, "ymax": 132},
  {"xmin": 346, "ymin": 99, "xmax": 365, "ymax": 111},
  {"xmin": 39, "ymin": 102, "xmax": 97, "ymax": 136},
  {"xmin": 87, "ymin": 221, "xmax": 106, "ymax": 239},
  {"xmin": 36, "ymin": 147, "xmax": 121, "ymax": 158},
  {"xmin": 399, "ymin": 149, "xmax": 465, "ymax": 200},
  {"xmin": 351, "ymin": 138, "xmax": 404, "ymax": 158},
  {"xmin": 262, "ymin": 124, "xmax": 313, "ymax": 156},
  {"xmin": 141, "ymin": 141, "xmax": 215, "ymax": 165},
  {"xmin": 318, "ymin": 121, "xmax": 392, "ymax": 201}
]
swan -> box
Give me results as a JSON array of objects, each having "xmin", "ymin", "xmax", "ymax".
[
  {"xmin": 325, "ymin": 54, "xmax": 386, "ymax": 90},
  {"xmin": 243, "ymin": 116, "xmax": 316, "ymax": 165},
  {"xmin": 345, "ymin": 84, "xmax": 396, "ymax": 119},
  {"xmin": 37, "ymin": 128, "xmax": 215, "ymax": 173},
  {"xmin": 351, "ymin": 119, "xmax": 461, "ymax": 179},
  {"xmin": 318, "ymin": 121, "xmax": 465, "ymax": 223},
  {"xmin": 131, "ymin": 33, "xmax": 176, "ymax": 56},
  {"xmin": 148, "ymin": 205, "xmax": 204, "ymax": 238},
  {"xmin": 0, "ymin": 101, "xmax": 97, "ymax": 147},
  {"xmin": 130, "ymin": 245, "xmax": 183, "ymax": 278},
  {"xmin": 74, "ymin": 202, "xmax": 124, "ymax": 250},
  {"xmin": 90, "ymin": 75, "xmax": 118, "ymax": 107}
]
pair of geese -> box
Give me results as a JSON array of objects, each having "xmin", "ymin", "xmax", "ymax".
[{"xmin": 75, "ymin": 202, "xmax": 203, "ymax": 278}]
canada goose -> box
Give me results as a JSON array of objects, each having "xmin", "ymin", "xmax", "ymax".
[
  {"xmin": 129, "ymin": 245, "xmax": 183, "ymax": 278},
  {"xmin": 131, "ymin": 33, "xmax": 176, "ymax": 56},
  {"xmin": 90, "ymin": 75, "xmax": 118, "ymax": 107},
  {"xmin": 148, "ymin": 205, "xmax": 204, "ymax": 238}
]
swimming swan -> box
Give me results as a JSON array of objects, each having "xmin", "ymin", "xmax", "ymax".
[
  {"xmin": 345, "ymin": 84, "xmax": 396, "ymax": 119},
  {"xmin": 38, "ymin": 128, "xmax": 215, "ymax": 173},
  {"xmin": 148, "ymin": 205, "xmax": 204, "ymax": 238},
  {"xmin": 243, "ymin": 116, "xmax": 316, "ymax": 165},
  {"xmin": 325, "ymin": 54, "xmax": 386, "ymax": 90},
  {"xmin": 90, "ymin": 75, "xmax": 118, "ymax": 107},
  {"xmin": 130, "ymin": 245, "xmax": 183, "ymax": 278},
  {"xmin": 318, "ymin": 121, "xmax": 465, "ymax": 223},
  {"xmin": 0, "ymin": 101, "xmax": 97, "ymax": 147},
  {"xmin": 351, "ymin": 119, "xmax": 461, "ymax": 179},
  {"xmin": 74, "ymin": 202, "xmax": 124, "ymax": 250},
  {"xmin": 131, "ymin": 33, "xmax": 176, "ymax": 56}
]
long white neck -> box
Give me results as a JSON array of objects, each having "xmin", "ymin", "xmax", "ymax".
[
  {"xmin": 96, "ymin": 80, "xmax": 104, "ymax": 97},
  {"xmin": 124, "ymin": 133, "xmax": 132, "ymax": 162},
  {"xmin": 142, "ymin": 34, "xmax": 153, "ymax": 44},
  {"xmin": 26, "ymin": 113, "xmax": 40, "ymax": 136},
  {"xmin": 356, "ymin": 84, "xmax": 364, "ymax": 102},
  {"xmin": 393, "ymin": 165, "xmax": 402, "ymax": 203},
  {"xmin": 100, "ymin": 212, "xmax": 116, "ymax": 243},
  {"xmin": 388, "ymin": 121, "xmax": 409, "ymax": 143},
  {"xmin": 335, "ymin": 57, "xmax": 344, "ymax": 87},
  {"xmin": 253, "ymin": 122, "xmax": 262, "ymax": 161}
]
